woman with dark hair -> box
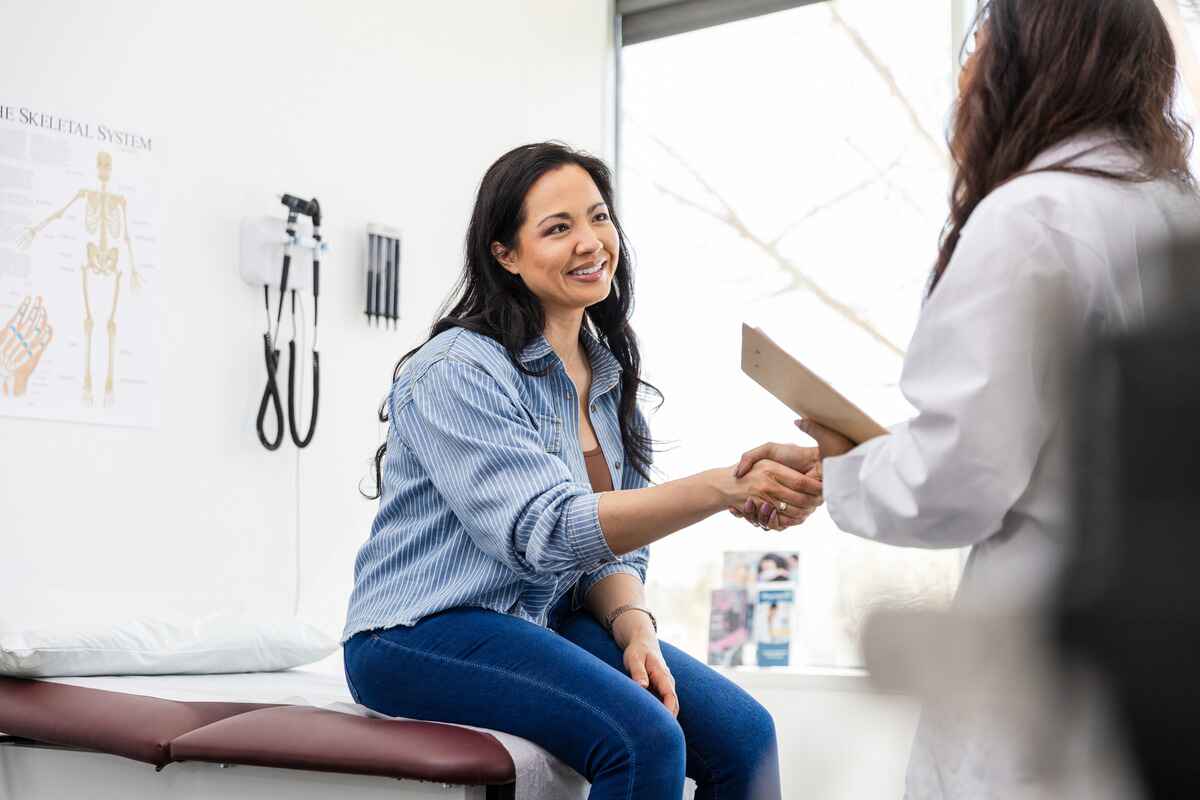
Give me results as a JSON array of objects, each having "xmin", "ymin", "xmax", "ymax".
[
  {"xmin": 756, "ymin": 553, "xmax": 792, "ymax": 583},
  {"xmin": 733, "ymin": 0, "xmax": 1199, "ymax": 796},
  {"xmin": 342, "ymin": 143, "xmax": 822, "ymax": 799}
]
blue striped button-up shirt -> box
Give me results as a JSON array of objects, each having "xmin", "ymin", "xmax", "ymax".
[{"xmin": 342, "ymin": 326, "xmax": 651, "ymax": 641}]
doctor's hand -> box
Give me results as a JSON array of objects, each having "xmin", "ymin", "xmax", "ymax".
[
  {"xmin": 795, "ymin": 418, "xmax": 855, "ymax": 459},
  {"xmin": 718, "ymin": 457, "xmax": 823, "ymax": 531},
  {"xmin": 737, "ymin": 463, "xmax": 823, "ymax": 530},
  {"xmin": 730, "ymin": 442, "xmax": 823, "ymax": 531},
  {"xmin": 733, "ymin": 442, "xmax": 821, "ymax": 479}
]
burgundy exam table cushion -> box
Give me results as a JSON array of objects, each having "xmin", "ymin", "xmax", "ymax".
[
  {"xmin": 0, "ymin": 676, "xmax": 516, "ymax": 785},
  {"xmin": 0, "ymin": 675, "xmax": 277, "ymax": 766},
  {"xmin": 171, "ymin": 704, "xmax": 516, "ymax": 784}
]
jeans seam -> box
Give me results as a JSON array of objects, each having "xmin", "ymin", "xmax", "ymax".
[
  {"xmin": 687, "ymin": 742, "xmax": 720, "ymax": 799},
  {"xmin": 368, "ymin": 630, "xmax": 639, "ymax": 800},
  {"xmin": 343, "ymin": 644, "xmax": 364, "ymax": 705}
]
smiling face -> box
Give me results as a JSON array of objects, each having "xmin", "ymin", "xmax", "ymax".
[{"xmin": 492, "ymin": 164, "xmax": 619, "ymax": 317}]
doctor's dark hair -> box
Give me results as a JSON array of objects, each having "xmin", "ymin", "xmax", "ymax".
[
  {"xmin": 933, "ymin": 0, "xmax": 1195, "ymax": 292},
  {"xmin": 364, "ymin": 142, "xmax": 662, "ymax": 499}
]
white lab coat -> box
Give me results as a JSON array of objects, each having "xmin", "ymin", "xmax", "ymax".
[{"xmin": 822, "ymin": 132, "xmax": 1199, "ymax": 799}]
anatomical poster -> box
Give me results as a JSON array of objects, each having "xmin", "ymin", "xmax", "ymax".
[{"xmin": 0, "ymin": 101, "xmax": 162, "ymax": 427}]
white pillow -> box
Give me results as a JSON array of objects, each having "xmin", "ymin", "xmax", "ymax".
[{"xmin": 0, "ymin": 614, "xmax": 338, "ymax": 678}]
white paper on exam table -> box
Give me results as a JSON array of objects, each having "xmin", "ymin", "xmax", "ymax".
[{"xmin": 47, "ymin": 660, "xmax": 696, "ymax": 800}]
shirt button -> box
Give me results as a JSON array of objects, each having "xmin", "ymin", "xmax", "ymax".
[
  {"xmin": 615, "ymin": 461, "xmax": 622, "ymax": 470},
  {"xmin": 590, "ymin": 402, "xmax": 598, "ymax": 412}
]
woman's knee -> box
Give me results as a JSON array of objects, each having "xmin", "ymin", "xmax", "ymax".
[
  {"xmin": 637, "ymin": 703, "xmax": 688, "ymax": 757},
  {"xmin": 740, "ymin": 696, "xmax": 777, "ymax": 746},
  {"xmin": 634, "ymin": 706, "xmax": 688, "ymax": 787},
  {"xmin": 721, "ymin": 695, "xmax": 779, "ymax": 783},
  {"xmin": 600, "ymin": 699, "xmax": 686, "ymax": 783}
]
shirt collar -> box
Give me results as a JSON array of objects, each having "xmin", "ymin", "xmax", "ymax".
[
  {"xmin": 1026, "ymin": 130, "xmax": 1136, "ymax": 173},
  {"xmin": 517, "ymin": 327, "xmax": 624, "ymax": 398},
  {"xmin": 518, "ymin": 335, "xmax": 555, "ymax": 365},
  {"xmin": 580, "ymin": 327, "xmax": 623, "ymax": 398}
]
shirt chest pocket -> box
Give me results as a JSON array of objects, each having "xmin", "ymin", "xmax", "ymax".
[{"xmin": 533, "ymin": 413, "xmax": 561, "ymax": 454}]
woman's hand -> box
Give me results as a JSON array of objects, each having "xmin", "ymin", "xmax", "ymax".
[
  {"xmin": 712, "ymin": 457, "xmax": 823, "ymax": 531},
  {"xmin": 733, "ymin": 442, "xmax": 820, "ymax": 480},
  {"xmin": 729, "ymin": 462, "xmax": 824, "ymax": 531},
  {"xmin": 730, "ymin": 442, "xmax": 823, "ymax": 531},
  {"xmin": 595, "ymin": 579, "xmax": 677, "ymax": 716},
  {"xmin": 621, "ymin": 631, "xmax": 679, "ymax": 717}
]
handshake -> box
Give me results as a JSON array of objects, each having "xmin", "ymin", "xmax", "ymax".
[{"xmin": 722, "ymin": 417, "xmax": 856, "ymax": 532}]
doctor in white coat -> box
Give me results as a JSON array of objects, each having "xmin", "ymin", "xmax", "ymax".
[{"xmin": 734, "ymin": 0, "xmax": 1199, "ymax": 797}]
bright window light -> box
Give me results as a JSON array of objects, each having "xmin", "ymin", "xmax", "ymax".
[{"xmin": 620, "ymin": 0, "xmax": 963, "ymax": 668}]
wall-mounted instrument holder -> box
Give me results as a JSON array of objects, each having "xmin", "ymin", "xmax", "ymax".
[
  {"xmin": 366, "ymin": 223, "xmax": 401, "ymax": 329},
  {"xmin": 239, "ymin": 215, "xmax": 330, "ymax": 290},
  {"xmin": 240, "ymin": 195, "xmax": 329, "ymax": 451}
]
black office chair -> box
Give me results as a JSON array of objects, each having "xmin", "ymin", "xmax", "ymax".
[{"xmin": 1057, "ymin": 236, "xmax": 1200, "ymax": 796}]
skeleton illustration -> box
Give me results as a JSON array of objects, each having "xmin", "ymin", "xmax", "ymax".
[
  {"xmin": 0, "ymin": 295, "xmax": 54, "ymax": 398},
  {"xmin": 17, "ymin": 151, "xmax": 141, "ymax": 407}
]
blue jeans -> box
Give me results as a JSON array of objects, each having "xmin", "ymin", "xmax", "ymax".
[{"xmin": 343, "ymin": 604, "xmax": 782, "ymax": 799}]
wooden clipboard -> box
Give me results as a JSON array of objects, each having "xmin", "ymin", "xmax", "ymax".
[{"xmin": 741, "ymin": 323, "xmax": 888, "ymax": 445}]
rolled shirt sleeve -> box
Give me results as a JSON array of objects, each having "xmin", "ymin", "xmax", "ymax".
[
  {"xmin": 398, "ymin": 357, "xmax": 619, "ymax": 578},
  {"xmin": 573, "ymin": 546, "xmax": 650, "ymax": 611},
  {"xmin": 823, "ymin": 207, "xmax": 1080, "ymax": 549}
]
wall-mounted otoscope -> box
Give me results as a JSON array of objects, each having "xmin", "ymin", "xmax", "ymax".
[{"xmin": 239, "ymin": 194, "xmax": 328, "ymax": 451}]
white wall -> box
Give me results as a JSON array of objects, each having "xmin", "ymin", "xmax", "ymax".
[
  {"xmin": 758, "ymin": 679, "xmax": 917, "ymax": 800},
  {"xmin": 0, "ymin": 0, "xmax": 614, "ymax": 632},
  {"xmin": 0, "ymin": 3, "xmax": 917, "ymax": 797}
]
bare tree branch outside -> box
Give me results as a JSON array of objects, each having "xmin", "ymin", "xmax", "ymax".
[{"xmin": 619, "ymin": 0, "xmax": 963, "ymax": 667}]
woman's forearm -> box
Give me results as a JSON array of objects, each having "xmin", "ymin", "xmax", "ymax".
[
  {"xmin": 597, "ymin": 469, "xmax": 730, "ymax": 556},
  {"xmin": 583, "ymin": 572, "xmax": 654, "ymax": 648}
]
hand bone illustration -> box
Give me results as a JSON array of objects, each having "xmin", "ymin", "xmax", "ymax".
[{"xmin": 0, "ymin": 295, "xmax": 54, "ymax": 397}]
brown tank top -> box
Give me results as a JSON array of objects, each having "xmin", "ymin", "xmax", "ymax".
[{"xmin": 583, "ymin": 445, "xmax": 614, "ymax": 492}]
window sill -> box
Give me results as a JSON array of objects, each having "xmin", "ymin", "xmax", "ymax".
[{"xmin": 714, "ymin": 665, "xmax": 900, "ymax": 694}]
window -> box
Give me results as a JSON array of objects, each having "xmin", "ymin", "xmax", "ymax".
[
  {"xmin": 619, "ymin": 0, "xmax": 963, "ymax": 668},
  {"xmin": 1174, "ymin": 1, "xmax": 1200, "ymax": 152}
]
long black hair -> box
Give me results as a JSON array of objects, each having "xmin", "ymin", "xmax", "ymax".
[{"xmin": 365, "ymin": 142, "xmax": 662, "ymax": 499}]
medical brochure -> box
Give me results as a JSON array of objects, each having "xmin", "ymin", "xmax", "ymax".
[
  {"xmin": 707, "ymin": 588, "xmax": 752, "ymax": 667},
  {"xmin": 708, "ymin": 551, "xmax": 800, "ymax": 668},
  {"xmin": 753, "ymin": 589, "xmax": 794, "ymax": 668}
]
